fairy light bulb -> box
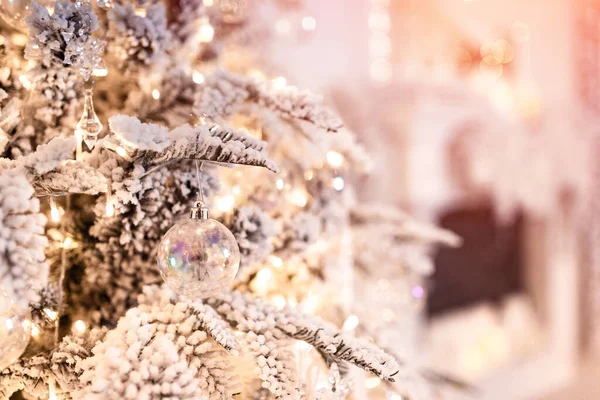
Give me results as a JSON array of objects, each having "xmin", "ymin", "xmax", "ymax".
[
  {"xmin": 193, "ymin": 70, "xmax": 205, "ymax": 84},
  {"xmin": 152, "ymin": 89, "xmax": 161, "ymax": 100},
  {"xmin": 105, "ymin": 189, "xmax": 115, "ymax": 217},
  {"xmin": 49, "ymin": 198, "xmax": 60, "ymax": 222},
  {"xmin": 73, "ymin": 320, "xmax": 87, "ymax": 334},
  {"xmin": 342, "ymin": 315, "xmax": 359, "ymax": 331},
  {"xmin": 326, "ymin": 151, "xmax": 344, "ymax": 168},
  {"xmin": 198, "ymin": 17, "xmax": 214, "ymax": 43},
  {"xmin": 76, "ymin": 87, "xmax": 103, "ymax": 150}
]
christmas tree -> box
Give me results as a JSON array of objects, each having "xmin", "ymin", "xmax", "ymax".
[{"xmin": 0, "ymin": 1, "xmax": 460, "ymax": 399}]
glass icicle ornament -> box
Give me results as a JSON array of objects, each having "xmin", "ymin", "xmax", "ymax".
[
  {"xmin": 0, "ymin": 289, "xmax": 31, "ymax": 370},
  {"xmin": 75, "ymin": 86, "xmax": 103, "ymax": 150},
  {"xmin": 156, "ymin": 201, "xmax": 240, "ymax": 299}
]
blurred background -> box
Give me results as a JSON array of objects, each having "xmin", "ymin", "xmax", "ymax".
[{"xmin": 267, "ymin": 0, "xmax": 600, "ymax": 399}]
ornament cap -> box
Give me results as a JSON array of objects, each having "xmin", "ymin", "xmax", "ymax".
[{"xmin": 190, "ymin": 201, "xmax": 209, "ymax": 220}]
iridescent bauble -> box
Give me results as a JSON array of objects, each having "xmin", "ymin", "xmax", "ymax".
[
  {"xmin": 157, "ymin": 218, "xmax": 240, "ymax": 299},
  {"xmin": 0, "ymin": 290, "xmax": 31, "ymax": 371},
  {"xmin": 0, "ymin": 0, "xmax": 56, "ymax": 32}
]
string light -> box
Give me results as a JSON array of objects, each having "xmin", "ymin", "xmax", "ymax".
[
  {"xmin": 18, "ymin": 74, "xmax": 31, "ymax": 89},
  {"xmin": 73, "ymin": 320, "xmax": 87, "ymax": 334},
  {"xmin": 332, "ymin": 176, "xmax": 345, "ymax": 191},
  {"xmin": 48, "ymin": 379, "xmax": 57, "ymax": 400},
  {"xmin": 271, "ymin": 294, "xmax": 286, "ymax": 309},
  {"xmin": 275, "ymin": 178, "xmax": 285, "ymax": 191},
  {"xmin": 193, "ymin": 70, "xmax": 205, "ymax": 84},
  {"xmin": 105, "ymin": 188, "xmax": 115, "ymax": 217},
  {"xmin": 268, "ymin": 255, "xmax": 283, "ymax": 268},
  {"xmin": 301, "ymin": 16, "xmax": 317, "ymax": 31},
  {"xmin": 202, "ymin": 0, "xmax": 214, "ymax": 5},
  {"xmin": 304, "ymin": 170, "xmax": 314, "ymax": 181},
  {"xmin": 10, "ymin": 33, "xmax": 28, "ymax": 46},
  {"xmin": 342, "ymin": 315, "xmax": 359, "ymax": 331},
  {"xmin": 115, "ymin": 146, "xmax": 128, "ymax": 157},
  {"xmin": 93, "ymin": 65, "xmax": 108, "ymax": 77},
  {"xmin": 49, "ymin": 197, "xmax": 60, "ymax": 222},
  {"xmin": 290, "ymin": 189, "xmax": 308, "ymax": 207},
  {"xmin": 271, "ymin": 76, "xmax": 287, "ymax": 89},
  {"xmin": 43, "ymin": 308, "xmax": 58, "ymax": 321},
  {"xmin": 134, "ymin": 7, "xmax": 147, "ymax": 16},
  {"xmin": 216, "ymin": 195, "xmax": 235, "ymax": 212},
  {"xmin": 152, "ymin": 89, "xmax": 161, "ymax": 100},
  {"xmin": 326, "ymin": 151, "xmax": 344, "ymax": 168},
  {"xmin": 254, "ymin": 268, "xmax": 273, "ymax": 294},
  {"xmin": 365, "ymin": 377, "xmax": 381, "ymax": 389},
  {"xmin": 198, "ymin": 18, "xmax": 215, "ymax": 43},
  {"xmin": 30, "ymin": 323, "xmax": 40, "ymax": 338},
  {"xmin": 106, "ymin": 200, "xmax": 115, "ymax": 217}
]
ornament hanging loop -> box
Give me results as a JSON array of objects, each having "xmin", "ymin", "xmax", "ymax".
[{"xmin": 190, "ymin": 201, "xmax": 209, "ymax": 220}]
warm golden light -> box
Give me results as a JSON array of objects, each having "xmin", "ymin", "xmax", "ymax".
[
  {"xmin": 44, "ymin": 308, "xmax": 58, "ymax": 321},
  {"xmin": 301, "ymin": 16, "xmax": 316, "ymax": 31},
  {"xmin": 105, "ymin": 200, "xmax": 115, "ymax": 217},
  {"xmin": 216, "ymin": 195, "xmax": 235, "ymax": 212},
  {"xmin": 268, "ymin": 255, "xmax": 283, "ymax": 268},
  {"xmin": 342, "ymin": 315, "xmax": 359, "ymax": 331},
  {"xmin": 30, "ymin": 323, "xmax": 40, "ymax": 338},
  {"xmin": 271, "ymin": 76, "xmax": 287, "ymax": 89},
  {"xmin": 73, "ymin": 320, "xmax": 87, "ymax": 334},
  {"xmin": 290, "ymin": 189, "xmax": 308, "ymax": 207},
  {"xmin": 275, "ymin": 178, "xmax": 285, "ymax": 191},
  {"xmin": 152, "ymin": 89, "xmax": 161, "ymax": 100},
  {"xmin": 49, "ymin": 198, "xmax": 60, "ymax": 222},
  {"xmin": 18, "ymin": 74, "xmax": 31, "ymax": 89},
  {"xmin": 203, "ymin": 0, "xmax": 214, "ymax": 6},
  {"xmin": 115, "ymin": 146, "xmax": 128, "ymax": 157},
  {"xmin": 326, "ymin": 151, "xmax": 345, "ymax": 168},
  {"xmin": 193, "ymin": 70, "xmax": 205, "ymax": 84},
  {"xmin": 198, "ymin": 19, "xmax": 215, "ymax": 43},
  {"xmin": 365, "ymin": 377, "xmax": 381, "ymax": 389}
]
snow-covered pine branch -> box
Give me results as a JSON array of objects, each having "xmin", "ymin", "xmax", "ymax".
[
  {"xmin": 105, "ymin": 115, "xmax": 279, "ymax": 172},
  {"xmin": 0, "ymin": 137, "xmax": 107, "ymax": 195},
  {"xmin": 194, "ymin": 69, "xmax": 343, "ymax": 132},
  {"xmin": 107, "ymin": 3, "xmax": 171, "ymax": 72},
  {"xmin": 0, "ymin": 171, "xmax": 48, "ymax": 307},
  {"xmin": 77, "ymin": 286, "xmax": 239, "ymax": 400},
  {"xmin": 351, "ymin": 203, "xmax": 462, "ymax": 247},
  {"xmin": 207, "ymin": 291, "xmax": 401, "ymax": 383}
]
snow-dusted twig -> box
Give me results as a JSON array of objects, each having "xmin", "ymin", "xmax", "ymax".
[
  {"xmin": 194, "ymin": 69, "xmax": 343, "ymax": 132},
  {"xmin": 0, "ymin": 137, "xmax": 107, "ymax": 195},
  {"xmin": 0, "ymin": 171, "xmax": 48, "ymax": 307},
  {"xmin": 351, "ymin": 203, "xmax": 462, "ymax": 247},
  {"xmin": 207, "ymin": 291, "xmax": 401, "ymax": 383},
  {"xmin": 105, "ymin": 115, "xmax": 279, "ymax": 172}
]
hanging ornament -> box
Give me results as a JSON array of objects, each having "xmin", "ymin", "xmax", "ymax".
[
  {"xmin": 0, "ymin": 289, "xmax": 31, "ymax": 370},
  {"xmin": 0, "ymin": 0, "xmax": 56, "ymax": 33},
  {"xmin": 157, "ymin": 201, "xmax": 241, "ymax": 299},
  {"xmin": 75, "ymin": 85, "xmax": 103, "ymax": 150}
]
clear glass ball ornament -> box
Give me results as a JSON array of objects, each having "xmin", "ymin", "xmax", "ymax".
[
  {"xmin": 0, "ymin": 0, "xmax": 56, "ymax": 32},
  {"xmin": 0, "ymin": 289, "xmax": 31, "ymax": 370},
  {"xmin": 157, "ymin": 205, "xmax": 240, "ymax": 299}
]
